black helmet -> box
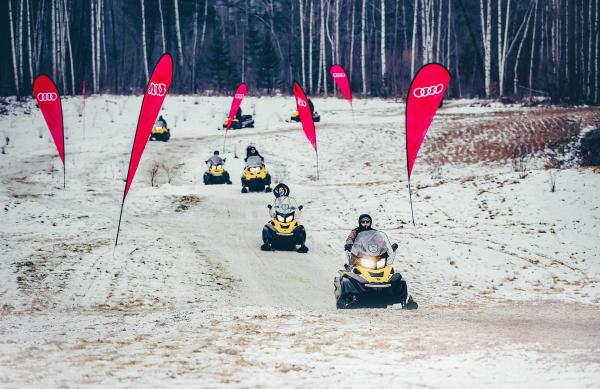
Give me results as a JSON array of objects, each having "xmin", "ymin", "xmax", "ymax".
[
  {"xmin": 358, "ymin": 214, "xmax": 372, "ymax": 225},
  {"xmin": 214, "ymin": 150, "xmax": 219, "ymax": 155}
]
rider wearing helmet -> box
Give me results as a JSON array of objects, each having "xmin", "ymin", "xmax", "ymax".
[
  {"xmin": 245, "ymin": 145, "xmax": 264, "ymax": 162},
  {"xmin": 156, "ymin": 115, "xmax": 167, "ymax": 128},
  {"xmin": 344, "ymin": 214, "xmax": 374, "ymax": 252}
]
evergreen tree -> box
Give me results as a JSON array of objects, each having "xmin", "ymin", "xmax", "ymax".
[
  {"xmin": 209, "ymin": 26, "xmax": 231, "ymax": 92},
  {"xmin": 256, "ymin": 33, "xmax": 280, "ymax": 93}
]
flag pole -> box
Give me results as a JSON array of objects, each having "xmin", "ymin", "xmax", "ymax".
[
  {"xmin": 407, "ymin": 177, "xmax": 415, "ymax": 226},
  {"xmin": 316, "ymin": 150, "xmax": 319, "ymax": 181}
]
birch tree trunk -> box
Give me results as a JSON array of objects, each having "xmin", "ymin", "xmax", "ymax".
[
  {"xmin": 587, "ymin": 0, "xmax": 592, "ymax": 99},
  {"xmin": 309, "ymin": 0, "xmax": 314, "ymax": 93},
  {"xmin": 411, "ymin": 0, "xmax": 418, "ymax": 76},
  {"xmin": 26, "ymin": 0, "xmax": 33, "ymax": 83},
  {"xmin": 96, "ymin": 0, "xmax": 101, "ymax": 90},
  {"xmin": 335, "ymin": 0, "xmax": 340, "ymax": 64},
  {"xmin": 480, "ymin": 0, "xmax": 492, "ymax": 97},
  {"xmin": 52, "ymin": 0, "xmax": 56, "ymax": 79},
  {"xmin": 140, "ymin": 0, "xmax": 149, "ymax": 83},
  {"xmin": 174, "ymin": 0, "xmax": 184, "ymax": 66},
  {"xmin": 8, "ymin": 0, "xmax": 20, "ymax": 95},
  {"xmin": 380, "ymin": 0, "xmax": 386, "ymax": 83},
  {"xmin": 349, "ymin": 0, "xmax": 355, "ymax": 77},
  {"xmin": 513, "ymin": 2, "xmax": 533, "ymax": 95},
  {"xmin": 497, "ymin": 0, "xmax": 511, "ymax": 97},
  {"xmin": 361, "ymin": 0, "xmax": 366, "ymax": 95},
  {"xmin": 299, "ymin": 0, "xmax": 306, "ymax": 86},
  {"xmin": 90, "ymin": 0, "xmax": 96, "ymax": 93},
  {"xmin": 200, "ymin": 0, "xmax": 208, "ymax": 48},
  {"xmin": 595, "ymin": 0, "xmax": 598, "ymax": 102},
  {"xmin": 192, "ymin": 0, "xmax": 199, "ymax": 90},
  {"xmin": 18, "ymin": 0, "xmax": 23, "ymax": 88},
  {"xmin": 158, "ymin": 0, "xmax": 166, "ymax": 53},
  {"xmin": 528, "ymin": 0, "xmax": 538, "ymax": 98},
  {"xmin": 320, "ymin": 0, "xmax": 327, "ymax": 96},
  {"xmin": 446, "ymin": 0, "xmax": 451, "ymax": 68},
  {"xmin": 64, "ymin": 0, "xmax": 75, "ymax": 95}
]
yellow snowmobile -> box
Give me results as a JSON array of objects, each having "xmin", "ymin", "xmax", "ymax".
[
  {"xmin": 261, "ymin": 197, "xmax": 308, "ymax": 253},
  {"xmin": 203, "ymin": 160, "xmax": 232, "ymax": 185},
  {"xmin": 241, "ymin": 155, "xmax": 271, "ymax": 193},
  {"xmin": 290, "ymin": 110, "xmax": 320, "ymax": 123},
  {"xmin": 150, "ymin": 124, "xmax": 170, "ymax": 141},
  {"xmin": 334, "ymin": 230, "xmax": 417, "ymax": 309}
]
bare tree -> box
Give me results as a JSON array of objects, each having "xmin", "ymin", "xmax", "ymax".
[
  {"xmin": 480, "ymin": 0, "xmax": 492, "ymax": 97},
  {"xmin": 8, "ymin": 0, "xmax": 20, "ymax": 95},
  {"xmin": 158, "ymin": 0, "xmax": 166, "ymax": 53},
  {"xmin": 528, "ymin": 0, "xmax": 538, "ymax": 98},
  {"xmin": 361, "ymin": 0, "xmax": 366, "ymax": 95},
  {"xmin": 299, "ymin": 0, "xmax": 306, "ymax": 86},
  {"xmin": 380, "ymin": 0, "xmax": 386, "ymax": 83},
  {"xmin": 140, "ymin": 0, "xmax": 149, "ymax": 83},
  {"xmin": 411, "ymin": 0, "xmax": 418, "ymax": 76},
  {"xmin": 173, "ymin": 0, "xmax": 184, "ymax": 67},
  {"xmin": 90, "ymin": 0, "xmax": 96, "ymax": 92},
  {"xmin": 308, "ymin": 0, "xmax": 314, "ymax": 93}
]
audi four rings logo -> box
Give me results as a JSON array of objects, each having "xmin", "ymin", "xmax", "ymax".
[
  {"xmin": 332, "ymin": 72, "xmax": 346, "ymax": 78},
  {"xmin": 235, "ymin": 93, "xmax": 244, "ymax": 99},
  {"xmin": 37, "ymin": 92, "xmax": 58, "ymax": 102},
  {"xmin": 296, "ymin": 97, "xmax": 307, "ymax": 107},
  {"xmin": 147, "ymin": 82, "xmax": 167, "ymax": 96},
  {"xmin": 413, "ymin": 84, "xmax": 444, "ymax": 98}
]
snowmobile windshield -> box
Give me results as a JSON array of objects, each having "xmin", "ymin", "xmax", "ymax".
[
  {"xmin": 270, "ymin": 197, "xmax": 301, "ymax": 219},
  {"xmin": 351, "ymin": 230, "xmax": 395, "ymax": 264},
  {"xmin": 246, "ymin": 155, "xmax": 263, "ymax": 168}
]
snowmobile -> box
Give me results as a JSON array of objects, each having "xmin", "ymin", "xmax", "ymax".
[
  {"xmin": 290, "ymin": 110, "xmax": 321, "ymax": 123},
  {"xmin": 222, "ymin": 115, "xmax": 255, "ymax": 130},
  {"xmin": 261, "ymin": 197, "xmax": 308, "ymax": 253},
  {"xmin": 241, "ymin": 155, "xmax": 271, "ymax": 193},
  {"xmin": 203, "ymin": 160, "xmax": 232, "ymax": 185},
  {"xmin": 334, "ymin": 230, "xmax": 418, "ymax": 310},
  {"xmin": 149, "ymin": 124, "xmax": 171, "ymax": 141}
]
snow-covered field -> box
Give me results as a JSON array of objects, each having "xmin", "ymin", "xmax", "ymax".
[{"xmin": 1, "ymin": 95, "xmax": 599, "ymax": 387}]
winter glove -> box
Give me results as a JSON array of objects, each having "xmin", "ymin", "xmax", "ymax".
[{"xmin": 344, "ymin": 244, "xmax": 352, "ymax": 252}]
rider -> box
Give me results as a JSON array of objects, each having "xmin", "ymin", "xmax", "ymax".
[
  {"xmin": 308, "ymin": 98, "xmax": 315, "ymax": 116},
  {"xmin": 344, "ymin": 214, "xmax": 374, "ymax": 252},
  {"xmin": 206, "ymin": 150, "xmax": 225, "ymax": 166},
  {"xmin": 273, "ymin": 183, "xmax": 290, "ymax": 199},
  {"xmin": 245, "ymin": 145, "xmax": 264, "ymax": 162},
  {"xmin": 236, "ymin": 107, "xmax": 243, "ymax": 122},
  {"xmin": 156, "ymin": 115, "xmax": 167, "ymax": 128}
]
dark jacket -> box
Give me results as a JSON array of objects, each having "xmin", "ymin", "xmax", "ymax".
[
  {"xmin": 308, "ymin": 99, "xmax": 315, "ymax": 115},
  {"xmin": 245, "ymin": 146, "xmax": 264, "ymax": 162}
]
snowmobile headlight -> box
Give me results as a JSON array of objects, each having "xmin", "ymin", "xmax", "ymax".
[
  {"xmin": 155, "ymin": 126, "xmax": 163, "ymax": 130},
  {"xmin": 376, "ymin": 258, "xmax": 387, "ymax": 269},
  {"xmin": 285, "ymin": 215, "xmax": 294, "ymax": 223},
  {"xmin": 358, "ymin": 257, "xmax": 377, "ymax": 269},
  {"xmin": 276, "ymin": 214, "xmax": 286, "ymax": 222},
  {"xmin": 250, "ymin": 167, "xmax": 261, "ymax": 173},
  {"xmin": 216, "ymin": 165, "xmax": 222, "ymax": 169}
]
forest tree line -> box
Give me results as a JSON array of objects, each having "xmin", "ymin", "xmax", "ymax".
[{"xmin": 1, "ymin": 0, "xmax": 599, "ymax": 104}]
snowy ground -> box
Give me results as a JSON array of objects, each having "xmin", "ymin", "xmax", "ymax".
[{"xmin": 1, "ymin": 95, "xmax": 599, "ymax": 387}]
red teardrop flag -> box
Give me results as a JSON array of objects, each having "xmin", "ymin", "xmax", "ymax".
[
  {"xmin": 124, "ymin": 54, "xmax": 173, "ymax": 197},
  {"xmin": 293, "ymin": 82, "xmax": 317, "ymax": 152},
  {"xmin": 406, "ymin": 63, "xmax": 451, "ymax": 177},
  {"xmin": 329, "ymin": 64, "xmax": 352, "ymax": 106},
  {"xmin": 116, "ymin": 53, "xmax": 173, "ymax": 247},
  {"xmin": 226, "ymin": 83, "xmax": 247, "ymax": 131},
  {"xmin": 33, "ymin": 75, "xmax": 64, "ymax": 164}
]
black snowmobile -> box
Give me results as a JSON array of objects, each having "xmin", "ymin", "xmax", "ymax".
[
  {"xmin": 290, "ymin": 110, "xmax": 321, "ymax": 123},
  {"xmin": 222, "ymin": 115, "xmax": 255, "ymax": 130},
  {"xmin": 334, "ymin": 230, "xmax": 418, "ymax": 309},
  {"xmin": 261, "ymin": 196, "xmax": 308, "ymax": 253}
]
